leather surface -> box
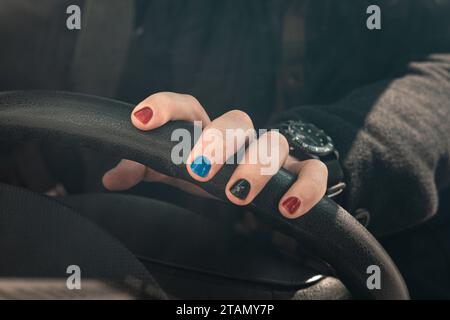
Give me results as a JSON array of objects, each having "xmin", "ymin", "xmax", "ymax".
[{"xmin": 0, "ymin": 90, "xmax": 409, "ymax": 299}]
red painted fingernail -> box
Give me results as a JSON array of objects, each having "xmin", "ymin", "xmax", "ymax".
[
  {"xmin": 134, "ymin": 107, "xmax": 153, "ymax": 124},
  {"xmin": 282, "ymin": 197, "xmax": 301, "ymax": 215}
]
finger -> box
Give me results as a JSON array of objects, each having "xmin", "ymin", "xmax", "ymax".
[
  {"xmin": 186, "ymin": 110, "xmax": 255, "ymax": 182},
  {"xmin": 225, "ymin": 131, "xmax": 289, "ymax": 205},
  {"xmin": 102, "ymin": 159, "xmax": 147, "ymax": 191},
  {"xmin": 143, "ymin": 167, "xmax": 216, "ymax": 199},
  {"xmin": 103, "ymin": 159, "xmax": 216, "ymax": 198},
  {"xmin": 131, "ymin": 92, "xmax": 210, "ymax": 131},
  {"xmin": 279, "ymin": 159, "xmax": 328, "ymax": 219}
]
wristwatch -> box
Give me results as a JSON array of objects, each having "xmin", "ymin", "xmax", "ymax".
[{"xmin": 274, "ymin": 119, "xmax": 346, "ymax": 198}]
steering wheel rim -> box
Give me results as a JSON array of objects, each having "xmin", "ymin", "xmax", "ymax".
[{"xmin": 0, "ymin": 90, "xmax": 409, "ymax": 299}]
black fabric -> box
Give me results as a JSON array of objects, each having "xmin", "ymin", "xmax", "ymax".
[
  {"xmin": 0, "ymin": 0, "xmax": 81, "ymax": 92},
  {"xmin": 377, "ymin": 188, "xmax": 450, "ymax": 299},
  {"xmin": 381, "ymin": 204, "xmax": 450, "ymax": 299},
  {"xmin": 117, "ymin": 0, "xmax": 286, "ymax": 128},
  {"xmin": 70, "ymin": 0, "xmax": 134, "ymax": 97},
  {"xmin": 273, "ymin": 54, "xmax": 450, "ymax": 236},
  {"xmin": 0, "ymin": 183, "xmax": 167, "ymax": 299}
]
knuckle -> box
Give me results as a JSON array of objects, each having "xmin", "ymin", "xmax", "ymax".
[
  {"xmin": 183, "ymin": 94, "xmax": 209, "ymax": 121},
  {"xmin": 310, "ymin": 159, "xmax": 328, "ymax": 177},
  {"xmin": 226, "ymin": 110, "xmax": 253, "ymax": 127},
  {"xmin": 183, "ymin": 94, "xmax": 200, "ymax": 106},
  {"xmin": 312, "ymin": 178, "xmax": 327, "ymax": 197},
  {"xmin": 277, "ymin": 132, "xmax": 290, "ymax": 151},
  {"xmin": 298, "ymin": 159, "xmax": 328, "ymax": 197},
  {"xmin": 148, "ymin": 92, "xmax": 173, "ymax": 106},
  {"xmin": 182, "ymin": 94, "xmax": 206, "ymax": 115},
  {"xmin": 263, "ymin": 130, "xmax": 289, "ymax": 152},
  {"xmin": 311, "ymin": 176, "xmax": 328, "ymax": 196}
]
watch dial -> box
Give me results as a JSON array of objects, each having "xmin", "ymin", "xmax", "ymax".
[{"xmin": 282, "ymin": 121, "xmax": 335, "ymax": 156}]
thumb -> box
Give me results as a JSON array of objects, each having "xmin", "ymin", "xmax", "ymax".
[{"xmin": 102, "ymin": 159, "xmax": 146, "ymax": 191}]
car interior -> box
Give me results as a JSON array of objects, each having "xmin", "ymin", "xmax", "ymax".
[
  {"xmin": 3, "ymin": 0, "xmax": 450, "ymax": 302},
  {"xmin": 0, "ymin": 91, "xmax": 409, "ymax": 299}
]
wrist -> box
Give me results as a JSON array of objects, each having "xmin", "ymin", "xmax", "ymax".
[{"xmin": 272, "ymin": 119, "xmax": 346, "ymax": 198}]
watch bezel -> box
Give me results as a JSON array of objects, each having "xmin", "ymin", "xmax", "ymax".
[{"xmin": 280, "ymin": 120, "xmax": 335, "ymax": 157}]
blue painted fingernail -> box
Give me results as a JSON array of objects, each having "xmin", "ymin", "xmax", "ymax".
[{"xmin": 190, "ymin": 156, "xmax": 211, "ymax": 178}]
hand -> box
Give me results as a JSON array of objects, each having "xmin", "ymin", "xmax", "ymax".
[{"xmin": 103, "ymin": 92, "xmax": 328, "ymax": 218}]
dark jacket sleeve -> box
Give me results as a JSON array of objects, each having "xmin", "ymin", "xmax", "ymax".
[{"xmin": 273, "ymin": 54, "xmax": 450, "ymax": 236}]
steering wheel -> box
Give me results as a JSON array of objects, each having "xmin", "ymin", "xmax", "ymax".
[{"xmin": 0, "ymin": 91, "xmax": 409, "ymax": 300}]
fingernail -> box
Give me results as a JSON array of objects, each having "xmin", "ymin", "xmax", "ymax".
[
  {"xmin": 190, "ymin": 156, "xmax": 211, "ymax": 178},
  {"xmin": 230, "ymin": 179, "xmax": 251, "ymax": 200},
  {"xmin": 134, "ymin": 107, "xmax": 153, "ymax": 124},
  {"xmin": 282, "ymin": 197, "xmax": 301, "ymax": 215}
]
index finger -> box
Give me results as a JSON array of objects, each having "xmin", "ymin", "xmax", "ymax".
[{"xmin": 131, "ymin": 92, "xmax": 211, "ymax": 131}]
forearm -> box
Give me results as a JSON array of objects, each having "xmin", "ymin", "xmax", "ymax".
[{"xmin": 274, "ymin": 54, "xmax": 450, "ymax": 236}]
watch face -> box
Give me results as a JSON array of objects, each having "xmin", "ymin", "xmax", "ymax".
[{"xmin": 281, "ymin": 120, "xmax": 335, "ymax": 156}]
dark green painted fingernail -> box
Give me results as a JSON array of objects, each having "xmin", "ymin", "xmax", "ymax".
[{"xmin": 230, "ymin": 179, "xmax": 251, "ymax": 200}]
